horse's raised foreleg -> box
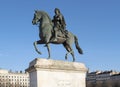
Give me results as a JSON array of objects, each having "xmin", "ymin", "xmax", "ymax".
[{"xmin": 33, "ymin": 40, "xmax": 44, "ymax": 54}]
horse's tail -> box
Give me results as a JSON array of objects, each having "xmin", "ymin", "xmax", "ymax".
[{"xmin": 74, "ymin": 35, "xmax": 83, "ymax": 54}]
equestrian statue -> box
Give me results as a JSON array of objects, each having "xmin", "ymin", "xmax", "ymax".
[{"xmin": 32, "ymin": 8, "xmax": 83, "ymax": 62}]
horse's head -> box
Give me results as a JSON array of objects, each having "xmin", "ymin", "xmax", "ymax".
[{"xmin": 32, "ymin": 10, "xmax": 42, "ymax": 25}]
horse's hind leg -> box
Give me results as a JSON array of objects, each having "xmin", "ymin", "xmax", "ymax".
[
  {"xmin": 63, "ymin": 43, "xmax": 75, "ymax": 62},
  {"xmin": 63, "ymin": 43, "xmax": 69, "ymax": 60},
  {"xmin": 70, "ymin": 50, "xmax": 75, "ymax": 62},
  {"xmin": 33, "ymin": 40, "xmax": 44, "ymax": 54}
]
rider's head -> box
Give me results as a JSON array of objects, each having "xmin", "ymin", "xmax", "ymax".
[{"xmin": 54, "ymin": 8, "xmax": 60, "ymax": 15}]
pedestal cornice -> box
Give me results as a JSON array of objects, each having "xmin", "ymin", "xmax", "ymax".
[{"xmin": 26, "ymin": 58, "xmax": 87, "ymax": 73}]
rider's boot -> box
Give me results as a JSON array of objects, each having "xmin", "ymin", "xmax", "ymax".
[{"xmin": 53, "ymin": 32, "xmax": 57, "ymax": 41}]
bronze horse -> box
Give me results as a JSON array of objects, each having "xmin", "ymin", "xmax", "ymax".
[{"xmin": 32, "ymin": 10, "xmax": 83, "ymax": 62}]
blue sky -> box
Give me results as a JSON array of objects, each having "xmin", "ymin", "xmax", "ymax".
[{"xmin": 0, "ymin": 0, "xmax": 120, "ymax": 72}]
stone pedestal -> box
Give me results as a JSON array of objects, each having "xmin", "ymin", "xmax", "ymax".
[{"xmin": 26, "ymin": 58, "xmax": 87, "ymax": 87}]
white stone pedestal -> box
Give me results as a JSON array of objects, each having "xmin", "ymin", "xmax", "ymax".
[{"xmin": 26, "ymin": 58, "xmax": 87, "ymax": 87}]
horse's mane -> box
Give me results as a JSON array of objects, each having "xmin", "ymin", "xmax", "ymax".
[{"xmin": 37, "ymin": 10, "xmax": 53, "ymax": 25}]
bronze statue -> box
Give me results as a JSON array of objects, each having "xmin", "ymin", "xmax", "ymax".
[
  {"xmin": 32, "ymin": 9, "xmax": 83, "ymax": 62},
  {"xmin": 52, "ymin": 8, "xmax": 66, "ymax": 41}
]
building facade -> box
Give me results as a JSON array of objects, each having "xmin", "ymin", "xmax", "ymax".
[
  {"xmin": 86, "ymin": 70, "xmax": 120, "ymax": 87},
  {"xmin": 0, "ymin": 69, "xmax": 29, "ymax": 87}
]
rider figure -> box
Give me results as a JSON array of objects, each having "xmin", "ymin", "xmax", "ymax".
[{"xmin": 52, "ymin": 8, "xmax": 67, "ymax": 41}]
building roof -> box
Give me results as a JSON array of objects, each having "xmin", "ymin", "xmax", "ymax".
[{"xmin": 0, "ymin": 69, "xmax": 8, "ymax": 73}]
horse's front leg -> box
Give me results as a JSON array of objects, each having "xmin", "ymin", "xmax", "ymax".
[{"xmin": 33, "ymin": 40, "xmax": 44, "ymax": 54}]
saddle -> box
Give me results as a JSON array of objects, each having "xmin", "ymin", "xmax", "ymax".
[{"xmin": 51, "ymin": 29, "xmax": 69, "ymax": 43}]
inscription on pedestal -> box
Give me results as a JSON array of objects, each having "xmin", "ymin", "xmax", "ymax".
[{"xmin": 57, "ymin": 80, "xmax": 72, "ymax": 87}]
